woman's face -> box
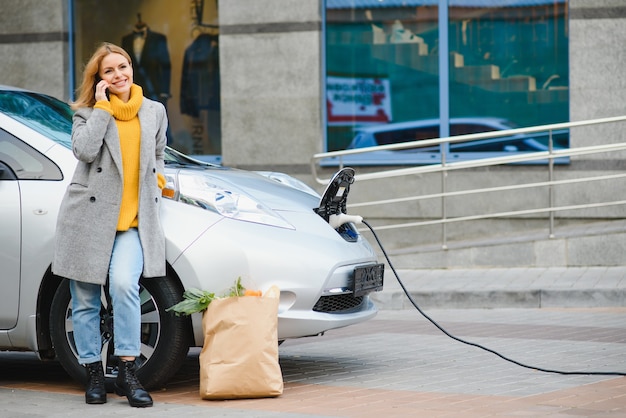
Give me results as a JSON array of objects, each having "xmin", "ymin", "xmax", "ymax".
[{"xmin": 98, "ymin": 53, "xmax": 133, "ymax": 100}]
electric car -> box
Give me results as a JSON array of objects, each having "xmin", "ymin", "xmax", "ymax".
[{"xmin": 0, "ymin": 85, "xmax": 382, "ymax": 390}]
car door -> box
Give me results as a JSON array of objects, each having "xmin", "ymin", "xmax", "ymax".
[
  {"xmin": 0, "ymin": 129, "xmax": 23, "ymax": 329},
  {"xmin": 0, "ymin": 128, "xmax": 64, "ymax": 330}
]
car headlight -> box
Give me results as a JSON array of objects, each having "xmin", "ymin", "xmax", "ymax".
[{"xmin": 163, "ymin": 171, "xmax": 295, "ymax": 229}]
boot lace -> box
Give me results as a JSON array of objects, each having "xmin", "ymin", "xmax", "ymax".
[
  {"xmin": 122, "ymin": 362, "xmax": 145, "ymax": 391},
  {"xmin": 87, "ymin": 364, "xmax": 104, "ymax": 388}
]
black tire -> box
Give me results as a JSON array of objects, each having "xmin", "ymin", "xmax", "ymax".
[{"xmin": 49, "ymin": 276, "xmax": 191, "ymax": 391}]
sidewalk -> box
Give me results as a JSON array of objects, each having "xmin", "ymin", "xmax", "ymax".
[
  {"xmin": 2, "ymin": 267, "xmax": 626, "ymax": 417},
  {"xmin": 372, "ymin": 266, "xmax": 626, "ymax": 309},
  {"xmin": 2, "ymin": 306, "xmax": 626, "ymax": 417}
]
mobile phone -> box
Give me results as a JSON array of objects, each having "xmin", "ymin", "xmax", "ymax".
[{"xmin": 94, "ymin": 76, "xmax": 109, "ymax": 100}]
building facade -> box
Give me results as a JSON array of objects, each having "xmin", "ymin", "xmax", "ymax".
[{"xmin": 1, "ymin": 0, "xmax": 625, "ymax": 251}]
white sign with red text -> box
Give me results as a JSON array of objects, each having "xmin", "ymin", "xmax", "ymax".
[{"xmin": 326, "ymin": 76, "xmax": 392, "ymax": 125}]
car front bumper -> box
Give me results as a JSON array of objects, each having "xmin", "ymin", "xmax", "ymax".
[{"xmin": 163, "ymin": 205, "xmax": 381, "ymax": 344}]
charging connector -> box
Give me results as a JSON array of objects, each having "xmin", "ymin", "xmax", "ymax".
[{"xmin": 329, "ymin": 213, "xmax": 363, "ymax": 229}]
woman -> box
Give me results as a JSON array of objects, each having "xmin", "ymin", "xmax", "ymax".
[{"xmin": 52, "ymin": 42, "xmax": 168, "ymax": 408}]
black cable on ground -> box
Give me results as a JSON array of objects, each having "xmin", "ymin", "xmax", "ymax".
[{"xmin": 361, "ymin": 219, "xmax": 626, "ymax": 377}]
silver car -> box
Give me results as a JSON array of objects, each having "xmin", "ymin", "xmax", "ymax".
[{"xmin": 0, "ymin": 85, "xmax": 382, "ymax": 389}]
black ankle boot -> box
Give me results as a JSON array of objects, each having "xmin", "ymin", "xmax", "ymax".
[
  {"xmin": 84, "ymin": 361, "xmax": 107, "ymax": 404},
  {"xmin": 114, "ymin": 360, "xmax": 153, "ymax": 407}
]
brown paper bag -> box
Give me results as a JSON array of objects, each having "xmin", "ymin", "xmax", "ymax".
[{"xmin": 199, "ymin": 291, "xmax": 283, "ymax": 399}]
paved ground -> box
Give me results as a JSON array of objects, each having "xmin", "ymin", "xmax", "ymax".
[{"xmin": 2, "ymin": 283, "xmax": 626, "ymax": 417}]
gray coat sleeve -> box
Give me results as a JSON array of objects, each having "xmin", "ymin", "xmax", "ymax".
[
  {"xmin": 154, "ymin": 101, "xmax": 167, "ymax": 177},
  {"xmin": 71, "ymin": 107, "xmax": 113, "ymax": 163}
]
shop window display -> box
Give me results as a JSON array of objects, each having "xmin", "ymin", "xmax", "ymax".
[
  {"xmin": 73, "ymin": 0, "xmax": 220, "ymax": 161},
  {"xmin": 324, "ymin": 0, "xmax": 569, "ymax": 164}
]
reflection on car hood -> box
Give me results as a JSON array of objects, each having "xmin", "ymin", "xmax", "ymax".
[{"xmin": 169, "ymin": 165, "xmax": 320, "ymax": 212}]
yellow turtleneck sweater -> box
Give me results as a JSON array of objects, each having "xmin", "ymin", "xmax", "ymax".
[{"xmin": 94, "ymin": 84, "xmax": 163, "ymax": 231}]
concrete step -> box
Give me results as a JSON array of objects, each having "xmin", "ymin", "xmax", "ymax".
[
  {"xmin": 363, "ymin": 220, "xmax": 626, "ymax": 310},
  {"xmin": 369, "ymin": 266, "xmax": 626, "ymax": 310},
  {"xmin": 367, "ymin": 219, "xmax": 626, "ymax": 269}
]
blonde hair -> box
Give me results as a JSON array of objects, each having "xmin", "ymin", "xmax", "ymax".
[{"xmin": 71, "ymin": 42, "xmax": 133, "ymax": 110}]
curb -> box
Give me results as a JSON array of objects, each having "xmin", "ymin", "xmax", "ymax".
[
  {"xmin": 372, "ymin": 288, "xmax": 626, "ymax": 309},
  {"xmin": 369, "ymin": 267, "xmax": 626, "ymax": 309}
]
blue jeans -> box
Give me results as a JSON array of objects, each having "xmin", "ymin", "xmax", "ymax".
[{"xmin": 70, "ymin": 228, "xmax": 143, "ymax": 365}]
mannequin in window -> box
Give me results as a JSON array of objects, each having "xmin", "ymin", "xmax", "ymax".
[
  {"xmin": 122, "ymin": 14, "xmax": 171, "ymax": 106},
  {"xmin": 180, "ymin": 31, "xmax": 221, "ymax": 154},
  {"xmin": 180, "ymin": 33, "xmax": 219, "ymax": 118}
]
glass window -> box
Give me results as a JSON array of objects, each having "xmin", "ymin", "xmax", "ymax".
[
  {"xmin": 0, "ymin": 129, "xmax": 63, "ymax": 180},
  {"xmin": 72, "ymin": 0, "xmax": 221, "ymax": 162},
  {"xmin": 324, "ymin": 0, "xmax": 569, "ymax": 165},
  {"xmin": 0, "ymin": 91, "xmax": 73, "ymax": 148},
  {"xmin": 448, "ymin": 2, "xmax": 569, "ymax": 135}
]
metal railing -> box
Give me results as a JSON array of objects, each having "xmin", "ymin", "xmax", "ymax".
[{"xmin": 311, "ymin": 116, "xmax": 626, "ymax": 248}]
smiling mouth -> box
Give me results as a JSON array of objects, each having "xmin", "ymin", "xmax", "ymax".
[{"xmin": 112, "ymin": 80, "xmax": 129, "ymax": 88}]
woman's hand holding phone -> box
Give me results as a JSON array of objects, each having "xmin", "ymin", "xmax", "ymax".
[{"xmin": 95, "ymin": 79, "xmax": 110, "ymax": 102}]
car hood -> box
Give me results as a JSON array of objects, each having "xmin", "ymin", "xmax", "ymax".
[{"xmin": 169, "ymin": 164, "xmax": 321, "ymax": 213}]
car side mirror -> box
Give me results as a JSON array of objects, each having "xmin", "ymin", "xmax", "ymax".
[{"xmin": 0, "ymin": 160, "xmax": 18, "ymax": 180}]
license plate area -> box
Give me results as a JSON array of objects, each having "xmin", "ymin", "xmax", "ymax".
[{"xmin": 352, "ymin": 263, "xmax": 384, "ymax": 297}]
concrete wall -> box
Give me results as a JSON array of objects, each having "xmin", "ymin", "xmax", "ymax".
[
  {"xmin": 0, "ymin": 0, "xmax": 70, "ymax": 100},
  {"xmin": 218, "ymin": 0, "xmax": 323, "ymax": 169},
  {"xmin": 570, "ymin": 1, "xmax": 626, "ymax": 123},
  {"xmin": 569, "ymin": 1, "xmax": 626, "ymax": 153}
]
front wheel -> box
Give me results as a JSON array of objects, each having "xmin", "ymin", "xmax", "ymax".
[{"xmin": 49, "ymin": 275, "xmax": 192, "ymax": 390}]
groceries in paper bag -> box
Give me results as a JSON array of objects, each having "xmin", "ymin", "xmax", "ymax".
[{"xmin": 167, "ymin": 278, "xmax": 283, "ymax": 399}]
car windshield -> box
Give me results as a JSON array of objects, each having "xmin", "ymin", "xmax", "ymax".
[
  {"xmin": 0, "ymin": 88, "xmax": 215, "ymax": 166},
  {"xmin": 0, "ymin": 90, "xmax": 73, "ymax": 148},
  {"xmin": 164, "ymin": 145, "xmax": 214, "ymax": 167}
]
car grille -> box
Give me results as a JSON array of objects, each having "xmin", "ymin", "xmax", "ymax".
[{"xmin": 312, "ymin": 294, "xmax": 364, "ymax": 313}]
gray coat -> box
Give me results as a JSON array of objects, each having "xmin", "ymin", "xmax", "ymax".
[{"xmin": 52, "ymin": 98, "xmax": 168, "ymax": 284}]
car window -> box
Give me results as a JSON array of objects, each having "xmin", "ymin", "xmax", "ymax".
[
  {"xmin": 0, "ymin": 129, "xmax": 63, "ymax": 180},
  {"xmin": 451, "ymin": 123, "xmax": 499, "ymax": 136},
  {"xmin": 0, "ymin": 90, "xmax": 73, "ymax": 149},
  {"xmin": 373, "ymin": 125, "xmax": 439, "ymax": 145}
]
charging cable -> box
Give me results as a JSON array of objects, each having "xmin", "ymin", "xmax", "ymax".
[{"xmin": 358, "ymin": 218, "xmax": 626, "ymax": 377}]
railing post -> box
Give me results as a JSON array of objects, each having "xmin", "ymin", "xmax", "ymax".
[
  {"xmin": 548, "ymin": 129, "xmax": 555, "ymax": 238},
  {"xmin": 439, "ymin": 0, "xmax": 449, "ymax": 250},
  {"xmin": 441, "ymin": 153, "xmax": 448, "ymax": 250}
]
